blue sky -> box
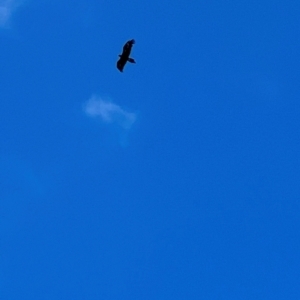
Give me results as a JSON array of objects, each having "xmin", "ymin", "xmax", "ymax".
[{"xmin": 1, "ymin": 0, "xmax": 300, "ymax": 299}]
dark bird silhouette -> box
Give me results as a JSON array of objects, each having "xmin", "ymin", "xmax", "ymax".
[{"xmin": 117, "ymin": 39, "xmax": 136, "ymax": 72}]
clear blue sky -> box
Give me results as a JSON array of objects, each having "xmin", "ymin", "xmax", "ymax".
[{"xmin": 1, "ymin": 0, "xmax": 300, "ymax": 299}]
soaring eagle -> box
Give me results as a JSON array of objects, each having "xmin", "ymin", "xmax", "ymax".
[{"xmin": 117, "ymin": 39, "xmax": 136, "ymax": 72}]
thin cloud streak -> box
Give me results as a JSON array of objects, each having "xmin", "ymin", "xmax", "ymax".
[
  {"xmin": 0, "ymin": 0, "xmax": 22, "ymax": 27},
  {"xmin": 84, "ymin": 95, "xmax": 137, "ymax": 130}
]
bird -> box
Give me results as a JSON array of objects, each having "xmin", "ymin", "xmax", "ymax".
[{"xmin": 117, "ymin": 39, "xmax": 136, "ymax": 72}]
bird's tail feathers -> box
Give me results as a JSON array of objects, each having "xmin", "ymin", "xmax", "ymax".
[{"xmin": 128, "ymin": 58, "xmax": 136, "ymax": 63}]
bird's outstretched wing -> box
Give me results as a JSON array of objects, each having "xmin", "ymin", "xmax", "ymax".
[
  {"xmin": 117, "ymin": 57, "xmax": 126, "ymax": 72},
  {"xmin": 122, "ymin": 39, "xmax": 135, "ymax": 56}
]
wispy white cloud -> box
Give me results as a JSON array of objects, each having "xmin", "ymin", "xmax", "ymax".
[
  {"xmin": 0, "ymin": 0, "xmax": 22, "ymax": 27},
  {"xmin": 83, "ymin": 95, "xmax": 137, "ymax": 130}
]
